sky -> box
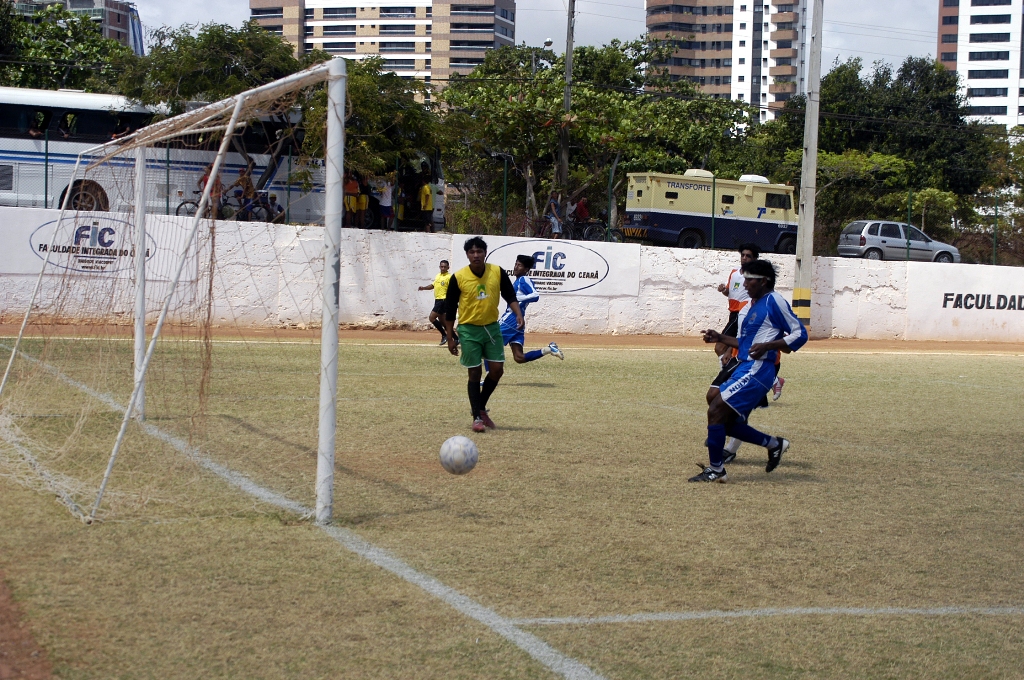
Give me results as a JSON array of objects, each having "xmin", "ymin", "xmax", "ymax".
[{"xmin": 133, "ymin": 0, "xmax": 940, "ymax": 73}]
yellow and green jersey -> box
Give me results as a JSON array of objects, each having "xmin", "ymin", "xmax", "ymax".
[{"xmin": 448, "ymin": 263, "xmax": 510, "ymax": 326}]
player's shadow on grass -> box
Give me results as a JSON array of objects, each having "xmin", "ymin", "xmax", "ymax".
[{"xmin": 507, "ymin": 382, "xmax": 558, "ymax": 388}]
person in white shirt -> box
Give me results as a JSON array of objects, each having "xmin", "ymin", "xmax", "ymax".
[{"xmin": 378, "ymin": 177, "xmax": 394, "ymax": 229}]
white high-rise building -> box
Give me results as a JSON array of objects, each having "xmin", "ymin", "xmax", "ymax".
[
  {"xmin": 646, "ymin": 1, "xmax": 817, "ymax": 120},
  {"xmin": 937, "ymin": 0, "xmax": 1022, "ymax": 128},
  {"xmin": 249, "ymin": 0, "xmax": 516, "ymax": 88}
]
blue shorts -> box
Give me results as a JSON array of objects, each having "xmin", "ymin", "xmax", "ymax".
[
  {"xmin": 719, "ymin": 360, "xmax": 775, "ymax": 421},
  {"xmin": 500, "ymin": 323, "xmax": 524, "ymax": 347}
]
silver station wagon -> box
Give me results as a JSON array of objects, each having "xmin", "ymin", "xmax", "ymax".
[{"xmin": 837, "ymin": 220, "xmax": 960, "ymax": 262}]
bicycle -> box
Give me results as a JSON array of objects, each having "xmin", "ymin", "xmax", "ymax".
[
  {"xmin": 582, "ymin": 219, "xmax": 624, "ymax": 243},
  {"xmin": 175, "ymin": 190, "xmax": 231, "ymax": 219}
]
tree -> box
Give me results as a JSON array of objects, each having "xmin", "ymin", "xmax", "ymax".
[
  {"xmin": 117, "ymin": 21, "xmax": 306, "ymax": 115},
  {"xmin": 769, "ymin": 57, "xmax": 992, "ymax": 196},
  {"xmin": 0, "ymin": 4, "xmax": 132, "ymax": 91},
  {"xmin": 301, "ymin": 56, "xmax": 438, "ymax": 177},
  {"xmin": 439, "ymin": 39, "xmax": 752, "ymax": 222}
]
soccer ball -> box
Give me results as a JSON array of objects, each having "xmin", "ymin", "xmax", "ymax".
[{"xmin": 439, "ymin": 435, "xmax": 479, "ymax": 475}]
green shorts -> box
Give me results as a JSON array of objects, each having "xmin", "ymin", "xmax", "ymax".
[{"xmin": 457, "ymin": 322, "xmax": 505, "ymax": 368}]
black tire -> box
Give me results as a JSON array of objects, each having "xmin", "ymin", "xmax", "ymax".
[
  {"xmin": 59, "ymin": 180, "xmax": 109, "ymax": 212},
  {"xmin": 677, "ymin": 229, "xmax": 704, "ymax": 249},
  {"xmin": 176, "ymin": 201, "xmax": 199, "ymax": 217},
  {"xmin": 864, "ymin": 249, "xmax": 883, "ymax": 261},
  {"xmin": 608, "ymin": 228, "xmax": 624, "ymax": 243},
  {"xmin": 583, "ymin": 223, "xmax": 605, "ymax": 241},
  {"xmin": 935, "ymin": 252, "xmax": 954, "ymax": 263},
  {"xmin": 777, "ymin": 236, "xmax": 796, "ymax": 254}
]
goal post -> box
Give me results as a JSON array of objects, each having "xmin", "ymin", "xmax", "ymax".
[
  {"xmin": 0, "ymin": 59, "xmax": 349, "ymax": 525},
  {"xmin": 316, "ymin": 57, "xmax": 347, "ymax": 525}
]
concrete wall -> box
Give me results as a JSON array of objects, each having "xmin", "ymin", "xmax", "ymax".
[{"xmin": 2, "ymin": 207, "xmax": 1022, "ymax": 341}]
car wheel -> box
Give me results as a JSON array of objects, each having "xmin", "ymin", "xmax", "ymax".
[
  {"xmin": 863, "ymin": 249, "xmax": 883, "ymax": 261},
  {"xmin": 777, "ymin": 236, "xmax": 796, "ymax": 254},
  {"xmin": 677, "ymin": 229, "xmax": 704, "ymax": 249},
  {"xmin": 934, "ymin": 252, "xmax": 954, "ymax": 263}
]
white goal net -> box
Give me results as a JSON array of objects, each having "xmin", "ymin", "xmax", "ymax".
[{"xmin": 0, "ymin": 60, "xmax": 347, "ymax": 524}]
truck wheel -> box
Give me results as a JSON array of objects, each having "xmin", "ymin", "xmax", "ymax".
[
  {"xmin": 677, "ymin": 230, "xmax": 703, "ymax": 249},
  {"xmin": 777, "ymin": 236, "xmax": 796, "ymax": 254}
]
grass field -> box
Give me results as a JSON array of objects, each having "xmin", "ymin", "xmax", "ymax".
[{"xmin": 1, "ymin": 333, "xmax": 1023, "ymax": 678}]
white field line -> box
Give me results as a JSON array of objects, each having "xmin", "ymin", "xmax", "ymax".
[
  {"xmin": 509, "ymin": 605, "xmax": 1024, "ymax": 627},
  {"xmin": 0, "ymin": 344, "xmax": 604, "ymax": 680}
]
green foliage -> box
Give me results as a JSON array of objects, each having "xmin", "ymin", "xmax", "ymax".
[
  {"xmin": 439, "ymin": 38, "xmax": 752, "ymax": 220},
  {"xmin": 301, "ymin": 56, "xmax": 438, "ymax": 176},
  {"xmin": 117, "ymin": 21, "xmax": 303, "ymax": 115},
  {"xmin": 769, "ymin": 57, "xmax": 992, "ymax": 196},
  {"xmin": 0, "ymin": 4, "xmax": 133, "ymax": 91}
]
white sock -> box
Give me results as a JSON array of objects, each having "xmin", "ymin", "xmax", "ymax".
[
  {"xmin": 724, "ymin": 436, "xmax": 741, "ymax": 454},
  {"xmin": 767, "ymin": 436, "xmax": 779, "ymax": 449},
  {"xmin": 541, "ymin": 347, "xmax": 551, "ymax": 356}
]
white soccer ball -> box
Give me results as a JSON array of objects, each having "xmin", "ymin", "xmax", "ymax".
[{"xmin": 439, "ymin": 435, "xmax": 479, "ymax": 475}]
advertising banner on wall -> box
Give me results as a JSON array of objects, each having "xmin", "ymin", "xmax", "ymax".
[
  {"xmin": 905, "ymin": 261, "xmax": 1024, "ymax": 341},
  {"xmin": 0, "ymin": 207, "xmax": 195, "ymax": 282},
  {"xmin": 448, "ymin": 236, "xmax": 641, "ymax": 297}
]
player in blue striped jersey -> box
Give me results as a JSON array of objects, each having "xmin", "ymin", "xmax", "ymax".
[
  {"xmin": 693, "ymin": 259, "xmax": 808, "ymax": 483},
  {"xmin": 486, "ymin": 255, "xmax": 564, "ymax": 371}
]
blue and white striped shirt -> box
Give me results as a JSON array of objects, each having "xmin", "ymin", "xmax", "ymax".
[
  {"xmin": 735, "ymin": 291, "xmax": 808, "ymax": 363},
  {"xmin": 499, "ymin": 275, "xmax": 540, "ymax": 331}
]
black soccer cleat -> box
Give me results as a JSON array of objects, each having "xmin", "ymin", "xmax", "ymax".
[
  {"xmin": 766, "ymin": 438, "xmax": 790, "ymax": 473},
  {"xmin": 722, "ymin": 451, "xmax": 737, "ymax": 465},
  {"xmin": 688, "ymin": 464, "xmax": 728, "ymax": 483}
]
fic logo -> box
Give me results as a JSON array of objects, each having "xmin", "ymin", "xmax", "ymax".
[{"xmin": 74, "ymin": 222, "xmax": 116, "ymax": 248}]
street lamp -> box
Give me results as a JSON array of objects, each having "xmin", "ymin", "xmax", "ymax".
[{"xmin": 532, "ymin": 38, "xmax": 553, "ymax": 75}]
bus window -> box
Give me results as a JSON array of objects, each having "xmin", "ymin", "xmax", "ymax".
[
  {"xmin": 765, "ymin": 193, "xmax": 791, "ymax": 209},
  {"xmin": 721, "ymin": 194, "xmax": 735, "ymax": 204},
  {"xmin": 20, "ymin": 109, "xmax": 52, "ymax": 138},
  {"xmin": 111, "ymin": 115, "xmax": 133, "ymax": 139},
  {"xmin": 58, "ymin": 112, "xmax": 78, "ymax": 139},
  {"xmin": 0, "ymin": 165, "xmax": 13, "ymax": 191},
  {"xmin": 665, "ymin": 191, "xmax": 679, "ymax": 199},
  {"xmin": 71, "ymin": 110, "xmax": 119, "ymax": 140}
]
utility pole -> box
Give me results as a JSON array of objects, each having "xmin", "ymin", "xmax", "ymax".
[
  {"xmin": 559, "ymin": 0, "xmax": 576, "ymax": 189},
  {"xmin": 793, "ymin": 0, "xmax": 824, "ymax": 334}
]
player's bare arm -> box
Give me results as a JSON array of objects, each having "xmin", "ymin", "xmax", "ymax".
[{"xmin": 702, "ymin": 329, "xmax": 739, "ymax": 348}]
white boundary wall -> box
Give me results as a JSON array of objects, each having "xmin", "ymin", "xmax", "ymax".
[{"xmin": 1, "ymin": 207, "xmax": 1022, "ymax": 342}]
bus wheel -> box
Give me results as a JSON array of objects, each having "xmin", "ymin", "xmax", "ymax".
[
  {"xmin": 59, "ymin": 180, "xmax": 109, "ymax": 212},
  {"xmin": 777, "ymin": 236, "xmax": 796, "ymax": 254},
  {"xmin": 677, "ymin": 230, "xmax": 703, "ymax": 249}
]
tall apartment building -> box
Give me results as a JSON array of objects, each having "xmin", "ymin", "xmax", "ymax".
[
  {"xmin": 646, "ymin": 0, "xmax": 816, "ymax": 120},
  {"xmin": 15, "ymin": 0, "xmax": 145, "ymax": 54},
  {"xmin": 249, "ymin": 0, "xmax": 516, "ymax": 87},
  {"xmin": 936, "ymin": 0, "xmax": 1022, "ymax": 127}
]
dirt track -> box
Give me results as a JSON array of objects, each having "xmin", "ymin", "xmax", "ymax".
[
  {"xmin": 0, "ymin": 574, "xmax": 51, "ymax": 680},
  {"xmin": 1, "ymin": 324, "xmax": 1021, "ymax": 354}
]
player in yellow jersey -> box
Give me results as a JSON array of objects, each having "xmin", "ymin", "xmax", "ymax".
[
  {"xmin": 444, "ymin": 237, "xmax": 523, "ymax": 432},
  {"xmin": 418, "ymin": 260, "xmax": 458, "ymax": 345}
]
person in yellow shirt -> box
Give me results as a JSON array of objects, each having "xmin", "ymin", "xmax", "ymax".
[
  {"xmin": 417, "ymin": 260, "xmax": 458, "ymax": 345},
  {"xmin": 444, "ymin": 237, "xmax": 523, "ymax": 432},
  {"xmin": 418, "ymin": 180, "xmax": 433, "ymax": 232}
]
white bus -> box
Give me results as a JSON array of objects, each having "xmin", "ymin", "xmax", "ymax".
[
  {"xmin": 0, "ymin": 86, "xmax": 326, "ymax": 223},
  {"xmin": 0, "ymin": 86, "xmax": 448, "ymax": 229}
]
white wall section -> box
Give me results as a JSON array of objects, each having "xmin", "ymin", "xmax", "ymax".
[{"xmin": 0, "ymin": 207, "xmax": 1021, "ymax": 342}]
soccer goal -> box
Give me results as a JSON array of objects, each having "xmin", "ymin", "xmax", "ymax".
[{"xmin": 0, "ymin": 59, "xmax": 347, "ymax": 525}]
